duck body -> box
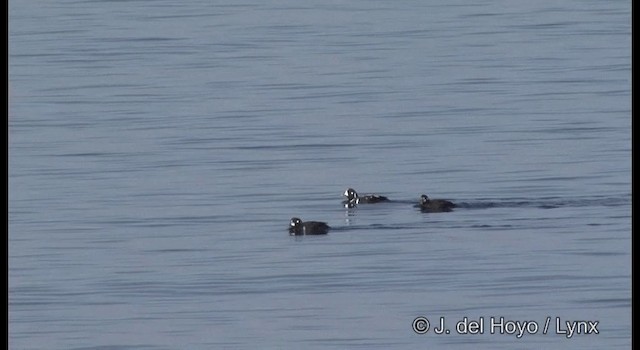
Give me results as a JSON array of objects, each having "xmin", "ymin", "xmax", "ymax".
[{"xmin": 289, "ymin": 217, "xmax": 330, "ymax": 235}]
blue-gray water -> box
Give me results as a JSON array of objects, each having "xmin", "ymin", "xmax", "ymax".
[{"xmin": 9, "ymin": 1, "xmax": 631, "ymax": 349}]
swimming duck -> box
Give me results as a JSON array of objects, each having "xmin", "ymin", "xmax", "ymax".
[
  {"xmin": 415, "ymin": 194, "xmax": 456, "ymax": 212},
  {"xmin": 289, "ymin": 217, "xmax": 331, "ymax": 235},
  {"xmin": 342, "ymin": 188, "xmax": 389, "ymax": 207}
]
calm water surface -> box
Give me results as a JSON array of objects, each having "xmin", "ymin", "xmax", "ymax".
[{"xmin": 9, "ymin": 0, "xmax": 630, "ymax": 349}]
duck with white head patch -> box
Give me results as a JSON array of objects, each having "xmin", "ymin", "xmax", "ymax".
[
  {"xmin": 342, "ymin": 188, "xmax": 390, "ymax": 208},
  {"xmin": 288, "ymin": 217, "xmax": 331, "ymax": 235}
]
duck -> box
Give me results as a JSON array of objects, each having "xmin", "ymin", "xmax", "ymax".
[
  {"xmin": 342, "ymin": 188, "xmax": 389, "ymax": 207},
  {"xmin": 415, "ymin": 194, "xmax": 456, "ymax": 212},
  {"xmin": 289, "ymin": 217, "xmax": 330, "ymax": 235}
]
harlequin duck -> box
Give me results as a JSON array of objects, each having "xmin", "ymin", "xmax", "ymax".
[
  {"xmin": 289, "ymin": 217, "xmax": 330, "ymax": 235},
  {"xmin": 342, "ymin": 188, "xmax": 389, "ymax": 207},
  {"xmin": 415, "ymin": 194, "xmax": 456, "ymax": 212}
]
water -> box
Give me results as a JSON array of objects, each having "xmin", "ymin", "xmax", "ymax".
[{"xmin": 9, "ymin": 0, "xmax": 631, "ymax": 349}]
